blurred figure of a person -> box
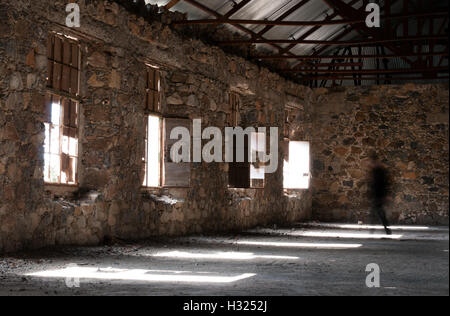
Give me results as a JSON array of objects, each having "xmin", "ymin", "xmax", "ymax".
[{"xmin": 368, "ymin": 152, "xmax": 392, "ymax": 235}]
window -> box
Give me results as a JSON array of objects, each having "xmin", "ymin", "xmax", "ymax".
[
  {"xmin": 143, "ymin": 115, "xmax": 162, "ymax": 187},
  {"xmin": 229, "ymin": 131, "xmax": 266, "ymax": 189},
  {"xmin": 142, "ymin": 66, "xmax": 191, "ymax": 188},
  {"xmin": 284, "ymin": 141, "xmax": 310, "ymax": 189},
  {"xmin": 44, "ymin": 33, "xmax": 80, "ymax": 185},
  {"xmin": 227, "ymin": 93, "xmax": 265, "ymax": 189},
  {"xmin": 228, "ymin": 92, "xmax": 250, "ymax": 188},
  {"xmin": 47, "ymin": 33, "xmax": 80, "ymax": 95},
  {"xmin": 228, "ymin": 133, "xmax": 250, "ymax": 188},
  {"xmin": 143, "ymin": 65, "xmax": 163, "ymax": 187},
  {"xmin": 143, "ymin": 116, "xmax": 191, "ymax": 188},
  {"xmin": 163, "ymin": 118, "xmax": 191, "ymax": 187}
]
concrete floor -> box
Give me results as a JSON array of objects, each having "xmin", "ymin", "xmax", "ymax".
[{"xmin": 0, "ymin": 223, "xmax": 448, "ymax": 296}]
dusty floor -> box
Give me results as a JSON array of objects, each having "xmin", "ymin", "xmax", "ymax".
[{"xmin": 0, "ymin": 223, "xmax": 448, "ymax": 296}]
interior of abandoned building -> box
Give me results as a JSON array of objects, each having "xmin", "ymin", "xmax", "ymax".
[{"xmin": 0, "ymin": 0, "xmax": 448, "ymax": 296}]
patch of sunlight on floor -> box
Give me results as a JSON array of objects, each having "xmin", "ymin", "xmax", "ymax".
[
  {"xmin": 310, "ymin": 223, "xmax": 433, "ymax": 231},
  {"xmin": 295, "ymin": 231, "xmax": 403, "ymax": 239},
  {"xmin": 27, "ymin": 267, "xmax": 256, "ymax": 284},
  {"xmin": 235, "ymin": 241, "xmax": 363, "ymax": 249},
  {"xmin": 151, "ymin": 251, "xmax": 300, "ymax": 260}
]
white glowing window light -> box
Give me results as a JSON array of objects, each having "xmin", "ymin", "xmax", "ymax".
[
  {"xmin": 284, "ymin": 141, "xmax": 310, "ymax": 189},
  {"xmin": 43, "ymin": 100, "xmax": 78, "ymax": 184},
  {"xmin": 27, "ymin": 267, "xmax": 256, "ymax": 284},
  {"xmin": 143, "ymin": 115, "xmax": 161, "ymax": 187}
]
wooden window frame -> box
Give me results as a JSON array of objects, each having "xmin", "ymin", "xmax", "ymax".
[
  {"xmin": 162, "ymin": 117, "xmax": 191, "ymax": 188},
  {"xmin": 227, "ymin": 92, "xmax": 264, "ymax": 189},
  {"xmin": 44, "ymin": 93, "xmax": 79, "ymax": 185},
  {"xmin": 44, "ymin": 32, "xmax": 81, "ymax": 186},
  {"xmin": 145, "ymin": 65, "xmax": 161, "ymax": 114},
  {"xmin": 143, "ymin": 116, "xmax": 192, "ymax": 189},
  {"xmin": 47, "ymin": 33, "xmax": 81, "ymax": 95}
]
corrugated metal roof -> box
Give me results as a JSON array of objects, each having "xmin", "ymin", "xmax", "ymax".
[{"xmin": 143, "ymin": 0, "xmax": 448, "ymax": 86}]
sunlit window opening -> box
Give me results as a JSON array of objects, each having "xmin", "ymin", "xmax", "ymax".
[
  {"xmin": 284, "ymin": 141, "xmax": 310, "ymax": 189},
  {"xmin": 43, "ymin": 97, "xmax": 79, "ymax": 184},
  {"xmin": 44, "ymin": 33, "xmax": 80, "ymax": 185},
  {"xmin": 250, "ymin": 132, "xmax": 266, "ymax": 188},
  {"xmin": 143, "ymin": 115, "xmax": 161, "ymax": 187}
]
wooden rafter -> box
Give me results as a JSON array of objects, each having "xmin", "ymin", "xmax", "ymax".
[
  {"xmin": 321, "ymin": 0, "xmax": 417, "ymax": 66},
  {"xmin": 115, "ymin": 0, "xmax": 449, "ymax": 85},
  {"xmin": 179, "ymin": 0, "xmax": 301, "ymax": 59},
  {"xmin": 165, "ymin": 0, "xmax": 181, "ymax": 10}
]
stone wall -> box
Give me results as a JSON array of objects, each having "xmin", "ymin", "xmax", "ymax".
[
  {"xmin": 311, "ymin": 84, "xmax": 449, "ymax": 225},
  {"xmin": 2, "ymin": 0, "xmax": 447, "ymax": 254},
  {"xmin": 0, "ymin": 0, "xmax": 312, "ymax": 253}
]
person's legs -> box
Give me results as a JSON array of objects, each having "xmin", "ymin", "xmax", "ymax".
[{"xmin": 375, "ymin": 200, "xmax": 391, "ymax": 235}]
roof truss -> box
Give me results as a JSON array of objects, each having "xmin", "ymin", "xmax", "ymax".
[{"xmin": 117, "ymin": 0, "xmax": 449, "ymax": 86}]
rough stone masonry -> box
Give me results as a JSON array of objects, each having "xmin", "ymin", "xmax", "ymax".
[
  {"xmin": 0, "ymin": 0, "xmax": 448, "ymax": 253},
  {"xmin": 311, "ymin": 84, "xmax": 449, "ymax": 225}
]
